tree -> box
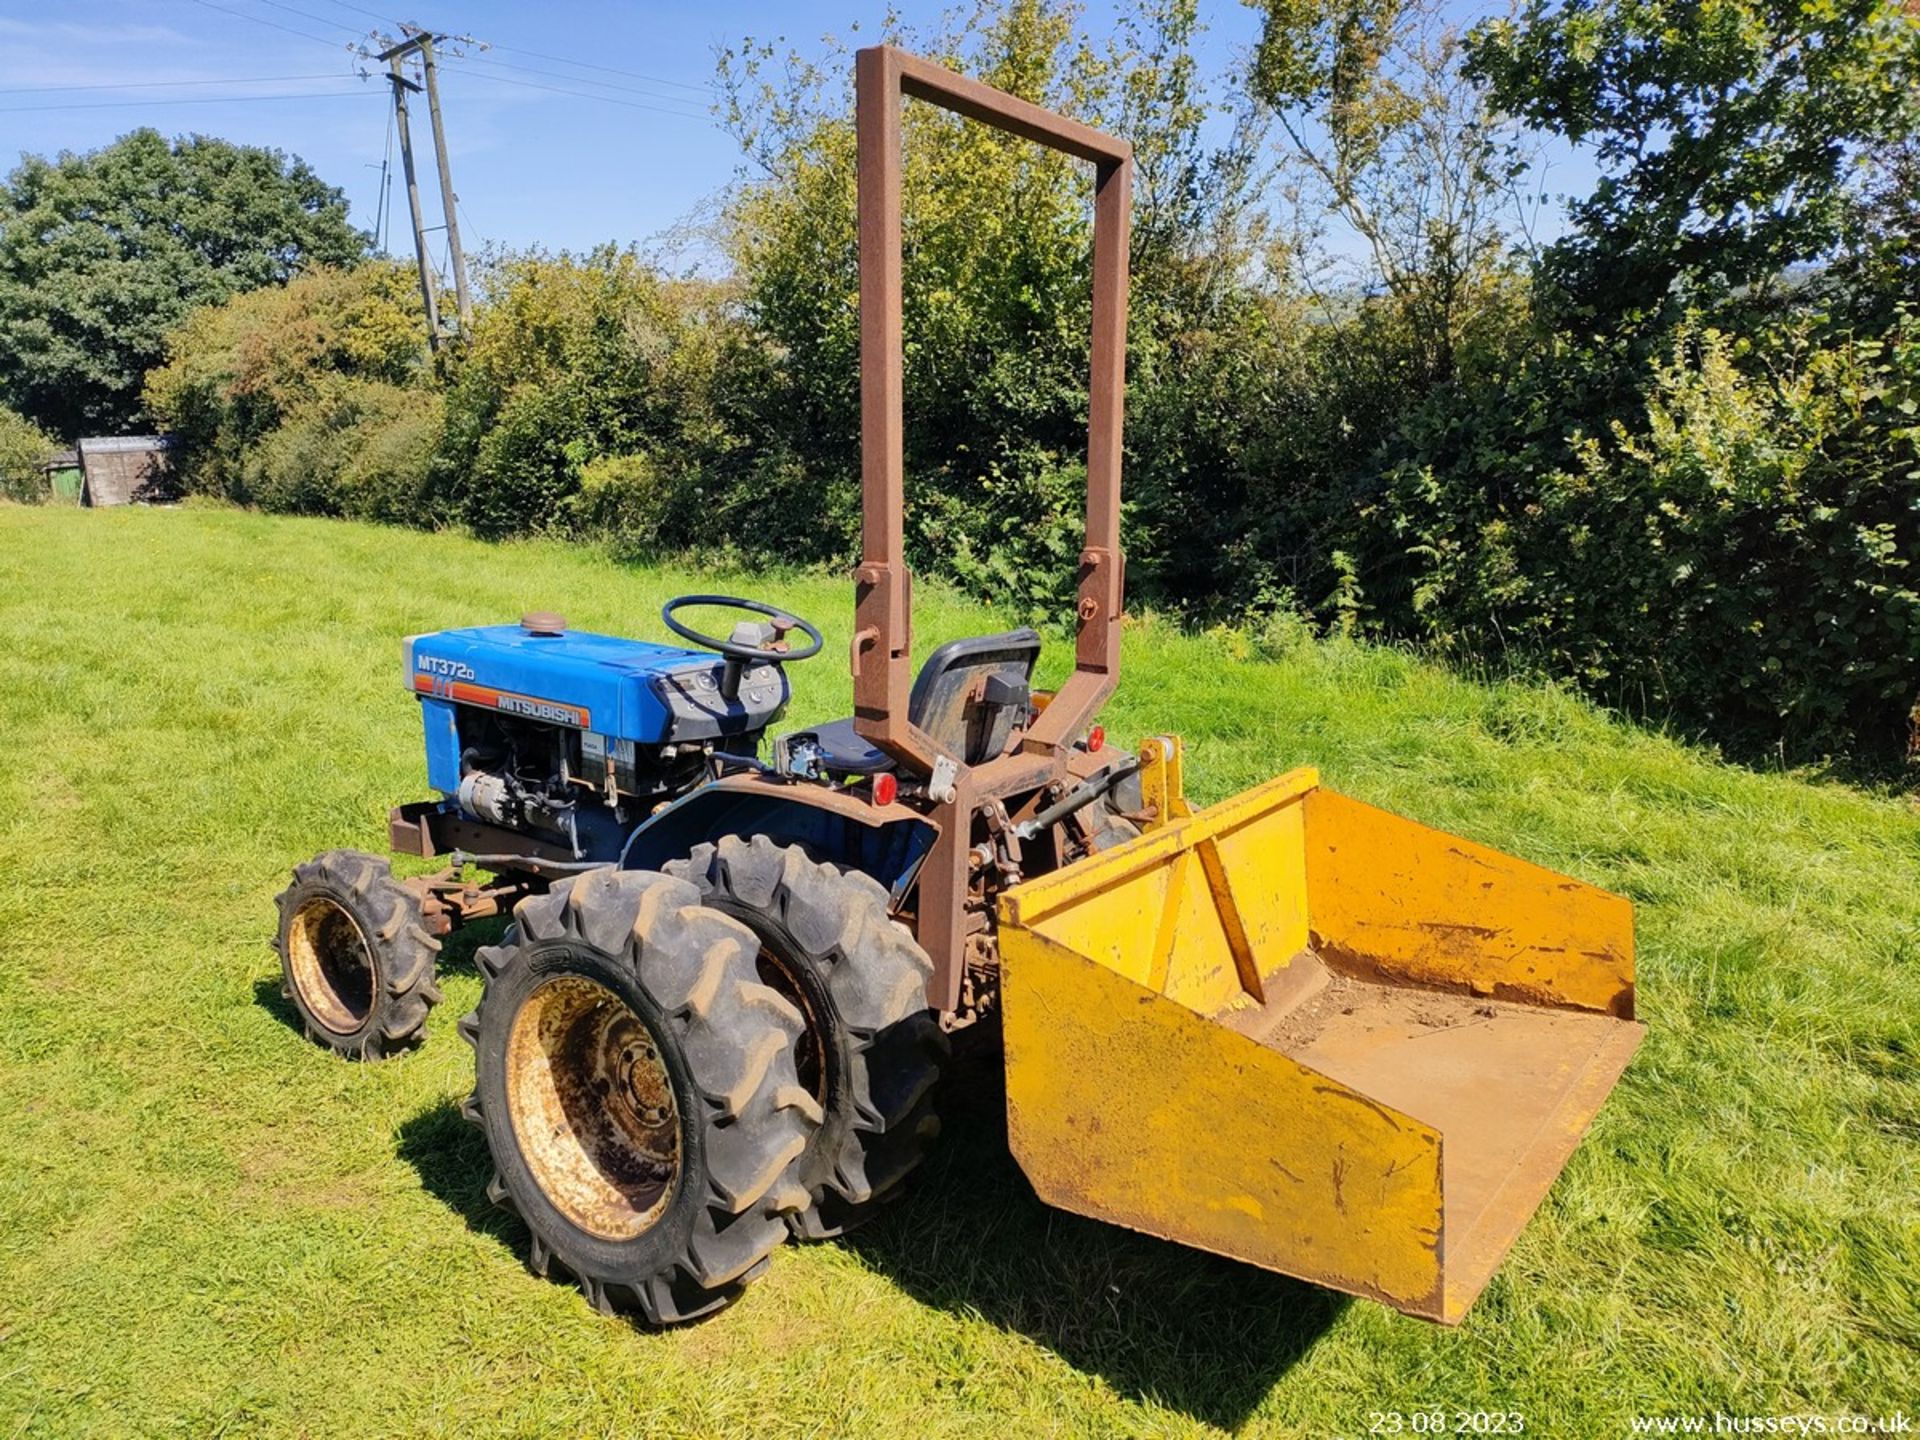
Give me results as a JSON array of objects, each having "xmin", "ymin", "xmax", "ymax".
[
  {"xmin": 1466, "ymin": 0, "xmax": 1920, "ymax": 330},
  {"xmin": 0, "ymin": 129, "xmax": 364, "ymax": 439},
  {"xmin": 716, "ymin": 0, "xmax": 1270, "ymax": 611},
  {"xmin": 144, "ymin": 261, "xmax": 428, "ymax": 506},
  {"xmin": 1247, "ymin": 0, "xmax": 1529, "ymax": 384},
  {"xmin": 435, "ymin": 247, "xmax": 738, "ymax": 540}
]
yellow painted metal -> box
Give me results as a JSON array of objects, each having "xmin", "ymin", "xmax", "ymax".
[
  {"xmin": 1001, "ymin": 924, "xmax": 1448, "ymax": 1313},
  {"xmin": 1135, "ymin": 734, "xmax": 1194, "ymax": 830},
  {"xmin": 997, "ymin": 754, "xmax": 1644, "ymax": 1323},
  {"xmin": 1302, "ymin": 787, "xmax": 1637, "ymax": 1017},
  {"xmin": 1004, "ymin": 765, "xmax": 1318, "ymax": 1016}
]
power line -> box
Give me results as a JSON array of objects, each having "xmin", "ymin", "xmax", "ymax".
[
  {"xmin": 245, "ymin": 0, "xmax": 374, "ymax": 34},
  {"xmin": 443, "ymin": 65, "xmax": 715, "ymax": 123},
  {"xmin": 0, "ymin": 91, "xmax": 367, "ymax": 113},
  {"xmin": 380, "ymin": 103, "xmax": 395, "ymax": 254},
  {"xmin": 366, "ymin": 100, "xmax": 395, "ymax": 255},
  {"xmin": 303, "ymin": 0, "xmax": 716, "ymax": 97},
  {"xmin": 456, "ymin": 195, "xmax": 480, "ymax": 250},
  {"xmin": 457, "ymin": 54, "xmax": 709, "ymax": 114},
  {"xmin": 182, "ymin": 0, "xmax": 716, "ymax": 102},
  {"xmin": 481, "ymin": 42, "xmax": 715, "ymax": 95},
  {"xmin": 314, "ymin": 0, "xmax": 396, "ymax": 20},
  {"xmin": 188, "ymin": 0, "xmax": 357, "ymax": 49},
  {"xmin": 0, "ymin": 73, "xmax": 346, "ymax": 96}
]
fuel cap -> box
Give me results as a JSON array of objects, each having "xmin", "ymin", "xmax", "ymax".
[{"xmin": 520, "ymin": 611, "xmax": 567, "ymax": 636}]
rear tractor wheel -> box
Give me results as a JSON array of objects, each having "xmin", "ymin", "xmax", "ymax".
[
  {"xmin": 274, "ymin": 849, "xmax": 442, "ymax": 1060},
  {"xmin": 668, "ymin": 836, "xmax": 947, "ymax": 1239},
  {"xmin": 461, "ymin": 869, "xmax": 822, "ymax": 1324}
]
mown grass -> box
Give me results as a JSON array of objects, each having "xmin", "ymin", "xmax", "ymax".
[{"xmin": 0, "ymin": 503, "xmax": 1915, "ymax": 1439}]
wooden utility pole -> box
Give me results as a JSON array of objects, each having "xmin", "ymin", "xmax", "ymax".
[
  {"xmin": 377, "ymin": 29, "xmax": 471, "ymax": 348},
  {"xmin": 416, "ymin": 35, "xmax": 472, "ymax": 335},
  {"xmin": 383, "ymin": 48, "xmax": 442, "ymax": 350}
]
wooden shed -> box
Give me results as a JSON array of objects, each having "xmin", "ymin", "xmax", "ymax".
[{"xmin": 78, "ymin": 436, "xmax": 178, "ymax": 507}]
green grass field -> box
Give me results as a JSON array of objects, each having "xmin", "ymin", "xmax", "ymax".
[{"xmin": 1, "ymin": 504, "xmax": 1915, "ymax": 1438}]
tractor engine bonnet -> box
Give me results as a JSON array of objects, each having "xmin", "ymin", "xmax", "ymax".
[{"xmin": 404, "ymin": 623, "xmax": 789, "ymax": 797}]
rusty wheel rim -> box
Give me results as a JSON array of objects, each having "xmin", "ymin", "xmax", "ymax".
[
  {"xmin": 286, "ymin": 897, "xmax": 376, "ymax": 1035},
  {"xmin": 755, "ymin": 945, "xmax": 827, "ymax": 1105},
  {"xmin": 505, "ymin": 974, "xmax": 681, "ymax": 1242}
]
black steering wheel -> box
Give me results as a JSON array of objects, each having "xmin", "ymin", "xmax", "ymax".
[{"xmin": 661, "ymin": 594, "xmax": 824, "ymax": 700}]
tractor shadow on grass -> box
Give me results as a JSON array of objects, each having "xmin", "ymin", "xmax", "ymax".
[
  {"xmin": 252, "ymin": 975, "xmax": 304, "ymax": 1036},
  {"xmin": 394, "ymin": 1045, "xmax": 1341, "ymax": 1430},
  {"xmin": 397, "ymin": 1095, "xmax": 531, "ymax": 1253},
  {"xmin": 839, "ymin": 1054, "xmax": 1343, "ymax": 1429},
  {"xmin": 433, "ymin": 913, "xmax": 510, "ymax": 977}
]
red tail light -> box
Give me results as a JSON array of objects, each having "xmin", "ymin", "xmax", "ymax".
[{"xmin": 872, "ymin": 772, "xmax": 898, "ymax": 806}]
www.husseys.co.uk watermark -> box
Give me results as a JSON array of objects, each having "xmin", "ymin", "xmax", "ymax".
[{"xmin": 1630, "ymin": 1413, "xmax": 1912, "ymax": 1435}]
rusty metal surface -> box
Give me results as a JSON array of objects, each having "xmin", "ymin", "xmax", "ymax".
[
  {"xmin": 1228, "ymin": 950, "xmax": 1645, "ymax": 1322},
  {"xmin": 284, "ymin": 897, "xmax": 375, "ymax": 1035},
  {"xmin": 1001, "ymin": 924, "xmax": 1450, "ymax": 1316},
  {"xmin": 403, "ymin": 869, "xmax": 538, "ymax": 937},
  {"xmin": 997, "ymin": 765, "xmax": 1644, "ymax": 1322},
  {"xmin": 1301, "ymin": 787, "xmax": 1638, "ymax": 1018},
  {"xmin": 388, "ymin": 804, "xmax": 435, "ymax": 857},
  {"xmin": 844, "ymin": 44, "xmax": 1135, "ymax": 1001},
  {"xmin": 685, "ymin": 772, "xmax": 928, "ymax": 827},
  {"xmin": 852, "ymin": 44, "xmax": 1132, "ymax": 782},
  {"xmin": 387, "ymin": 801, "xmax": 580, "ymax": 872},
  {"xmin": 505, "ymin": 975, "xmax": 680, "ymax": 1242},
  {"xmin": 1134, "ymin": 735, "xmax": 1194, "ymax": 830}
]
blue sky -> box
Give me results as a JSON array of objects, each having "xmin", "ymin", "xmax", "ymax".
[{"xmin": 0, "ymin": 1, "xmax": 1581, "ymax": 273}]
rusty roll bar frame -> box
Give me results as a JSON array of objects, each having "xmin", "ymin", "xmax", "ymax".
[
  {"xmin": 850, "ymin": 47, "xmax": 1133, "ymax": 1001},
  {"xmin": 851, "ymin": 44, "xmax": 1133, "ymax": 776}
]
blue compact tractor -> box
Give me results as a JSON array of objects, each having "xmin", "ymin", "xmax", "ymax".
[
  {"xmin": 276, "ymin": 590, "xmax": 1136, "ymax": 1320},
  {"xmin": 274, "ymin": 46, "xmax": 1642, "ymax": 1331}
]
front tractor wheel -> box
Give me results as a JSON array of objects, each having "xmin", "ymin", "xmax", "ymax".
[
  {"xmin": 667, "ymin": 836, "xmax": 947, "ymax": 1239},
  {"xmin": 461, "ymin": 869, "xmax": 822, "ymax": 1324},
  {"xmin": 275, "ymin": 849, "xmax": 442, "ymax": 1060}
]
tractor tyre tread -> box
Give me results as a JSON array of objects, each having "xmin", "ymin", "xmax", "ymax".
[
  {"xmin": 462, "ymin": 868, "xmax": 818, "ymax": 1326},
  {"xmin": 667, "ymin": 835, "xmax": 947, "ymax": 1240},
  {"xmin": 274, "ymin": 848, "xmax": 441, "ymax": 1060}
]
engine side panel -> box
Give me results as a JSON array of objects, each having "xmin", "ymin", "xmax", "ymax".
[{"xmin": 420, "ymin": 696, "xmax": 464, "ymax": 794}]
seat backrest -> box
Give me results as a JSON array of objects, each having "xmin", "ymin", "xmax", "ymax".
[{"xmin": 908, "ymin": 628, "xmax": 1042, "ymax": 764}]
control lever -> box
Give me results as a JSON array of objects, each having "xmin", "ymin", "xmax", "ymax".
[{"xmin": 1013, "ymin": 757, "xmax": 1142, "ymax": 841}]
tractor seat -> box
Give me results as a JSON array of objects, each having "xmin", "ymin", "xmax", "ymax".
[{"xmin": 788, "ymin": 628, "xmax": 1042, "ymax": 776}]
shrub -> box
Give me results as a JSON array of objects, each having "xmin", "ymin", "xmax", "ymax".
[
  {"xmin": 338, "ymin": 388, "xmax": 444, "ymax": 525},
  {"xmin": 463, "ymin": 382, "xmax": 585, "ymax": 539},
  {"xmin": 144, "ymin": 262, "xmax": 427, "ymax": 503},
  {"xmin": 437, "ymin": 248, "xmax": 733, "ymax": 539},
  {"xmin": 242, "ymin": 379, "xmax": 441, "ymax": 522},
  {"xmin": 1376, "ymin": 317, "xmax": 1920, "ymax": 759},
  {"xmin": 0, "ymin": 404, "xmax": 56, "ymax": 502},
  {"xmin": 561, "ymin": 451, "xmax": 704, "ymax": 558}
]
